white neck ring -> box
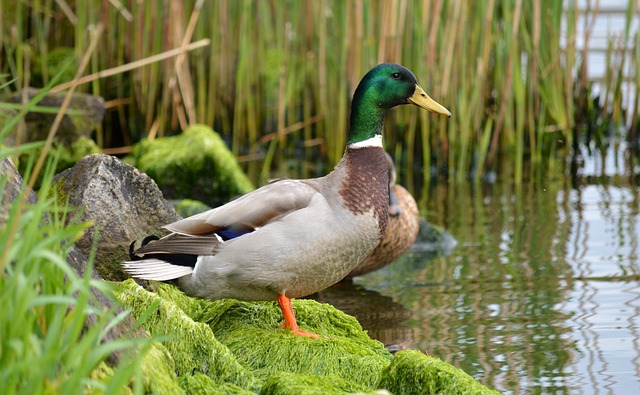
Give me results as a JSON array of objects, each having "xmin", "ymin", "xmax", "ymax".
[{"xmin": 347, "ymin": 135, "xmax": 383, "ymax": 149}]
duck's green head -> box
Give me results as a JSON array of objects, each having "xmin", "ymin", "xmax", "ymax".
[{"xmin": 348, "ymin": 63, "xmax": 450, "ymax": 146}]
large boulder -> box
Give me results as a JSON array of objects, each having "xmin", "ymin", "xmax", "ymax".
[
  {"xmin": 52, "ymin": 153, "xmax": 180, "ymax": 280},
  {"xmin": 131, "ymin": 124, "xmax": 254, "ymax": 206}
]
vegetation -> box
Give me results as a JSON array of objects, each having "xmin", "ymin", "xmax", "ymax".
[
  {"xmin": 113, "ymin": 279, "xmax": 499, "ymax": 393},
  {"xmin": 2, "ymin": 2, "xmax": 637, "ymax": 393},
  {"xmin": 1, "ymin": 1, "xmax": 638, "ymax": 186},
  {"xmin": 0, "ymin": 110, "xmax": 147, "ymax": 392}
]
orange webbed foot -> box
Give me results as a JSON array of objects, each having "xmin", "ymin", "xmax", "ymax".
[{"xmin": 277, "ymin": 294, "xmax": 320, "ymax": 339}]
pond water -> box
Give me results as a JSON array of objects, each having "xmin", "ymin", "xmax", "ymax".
[{"xmin": 316, "ymin": 144, "xmax": 640, "ymax": 394}]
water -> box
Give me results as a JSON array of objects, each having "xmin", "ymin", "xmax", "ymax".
[
  {"xmin": 316, "ymin": 145, "xmax": 639, "ymax": 394},
  {"xmin": 568, "ymin": 0, "xmax": 639, "ymax": 117},
  {"xmin": 315, "ymin": 4, "xmax": 640, "ymax": 391}
]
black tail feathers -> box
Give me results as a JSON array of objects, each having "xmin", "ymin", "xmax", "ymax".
[
  {"xmin": 128, "ymin": 235, "xmax": 160, "ymax": 260},
  {"xmin": 128, "ymin": 235, "xmax": 198, "ymax": 268}
]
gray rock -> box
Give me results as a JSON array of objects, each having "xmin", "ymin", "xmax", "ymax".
[
  {"xmin": 53, "ymin": 153, "xmax": 180, "ymax": 281},
  {"xmin": 0, "ymin": 157, "xmax": 37, "ymax": 208},
  {"xmin": 0, "ymin": 107, "xmax": 19, "ymax": 144},
  {"xmin": 3, "ymin": 88, "xmax": 104, "ymax": 146}
]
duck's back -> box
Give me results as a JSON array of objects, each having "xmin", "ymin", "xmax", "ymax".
[{"xmin": 179, "ymin": 146, "xmax": 390, "ymax": 301}]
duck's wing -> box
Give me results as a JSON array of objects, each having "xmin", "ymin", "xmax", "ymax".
[
  {"xmin": 164, "ymin": 179, "xmax": 319, "ymax": 237},
  {"xmin": 132, "ymin": 233, "xmax": 223, "ymax": 255}
]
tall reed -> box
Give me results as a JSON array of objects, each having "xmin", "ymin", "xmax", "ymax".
[{"xmin": 1, "ymin": 0, "xmax": 637, "ymax": 185}]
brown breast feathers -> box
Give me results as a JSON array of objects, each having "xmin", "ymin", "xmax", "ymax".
[{"xmin": 339, "ymin": 146, "xmax": 390, "ymax": 235}]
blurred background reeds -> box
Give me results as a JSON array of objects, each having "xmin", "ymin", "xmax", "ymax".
[
  {"xmin": 2, "ymin": 0, "xmax": 638, "ymax": 186},
  {"xmin": 3, "ymin": 2, "xmax": 640, "ymax": 393}
]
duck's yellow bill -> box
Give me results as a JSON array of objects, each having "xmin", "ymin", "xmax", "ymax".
[{"xmin": 408, "ymin": 84, "xmax": 451, "ymax": 118}]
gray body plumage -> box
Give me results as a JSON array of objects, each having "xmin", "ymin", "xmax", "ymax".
[{"xmin": 124, "ymin": 146, "xmax": 389, "ymax": 301}]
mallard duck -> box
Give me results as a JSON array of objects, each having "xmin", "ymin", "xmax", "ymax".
[
  {"xmin": 123, "ymin": 63, "xmax": 450, "ymax": 338},
  {"xmin": 345, "ymin": 152, "xmax": 420, "ymax": 278}
]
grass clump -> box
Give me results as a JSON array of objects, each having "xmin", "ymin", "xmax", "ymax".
[{"xmin": 0, "ymin": 148, "xmax": 146, "ymax": 394}]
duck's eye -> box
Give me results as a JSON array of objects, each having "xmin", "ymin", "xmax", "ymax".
[{"xmin": 391, "ymin": 72, "xmax": 401, "ymax": 79}]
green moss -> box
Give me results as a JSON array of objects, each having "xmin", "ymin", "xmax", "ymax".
[
  {"xmin": 378, "ymin": 350, "xmax": 501, "ymax": 395},
  {"xmin": 88, "ymin": 362, "xmax": 133, "ymax": 395},
  {"xmin": 33, "ymin": 47, "xmax": 77, "ymax": 86},
  {"xmin": 88, "ymin": 342, "xmax": 183, "ymax": 394},
  {"xmin": 114, "ymin": 280, "xmax": 256, "ymax": 390},
  {"xmin": 132, "ymin": 125, "xmax": 254, "ymax": 205},
  {"xmin": 139, "ymin": 343, "xmax": 184, "ymax": 394},
  {"xmin": 181, "ymin": 374, "xmax": 252, "ymax": 395},
  {"xmin": 172, "ymin": 199, "xmax": 212, "ymax": 218},
  {"xmin": 190, "ymin": 298, "xmax": 391, "ymax": 388},
  {"xmin": 260, "ymin": 372, "xmax": 369, "ymax": 395},
  {"xmin": 115, "ymin": 281, "xmax": 498, "ymax": 394}
]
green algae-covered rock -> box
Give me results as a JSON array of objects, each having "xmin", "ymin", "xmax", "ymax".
[
  {"xmin": 139, "ymin": 343, "xmax": 184, "ymax": 395},
  {"xmin": 260, "ymin": 372, "xmax": 370, "ymax": 395},
  {"xmin": 181, "ymin": 374, "xmax": 253, "ymax": 395},
  {"xmin": 114, "ymin": 279, "xmax": 499, "ymax": 394},
  {"xmin": 87, "ymin": 344, "xmax": 183, "ymax": 395},
  {"xmin": 132, "ymin": 125, "xmax": 254, "ymax": 206},
  {"xmin": 33, "ymin": 47, "xmax": 78, "ymax": 86},
  {"xmin": 115, "ymin": 280, "xmax": 256, "ymax": 390},
  {"xmin": 192, "ymin": 298, "xmax": 391, "ymax": 388},
  {"xmin": 379, "ymin": 350, "xmax": 501, "ymax": 395}
]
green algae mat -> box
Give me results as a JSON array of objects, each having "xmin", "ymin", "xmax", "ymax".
[{"xmin": 113, "ymin": 280, "xmax": 499, "ymax": 394}]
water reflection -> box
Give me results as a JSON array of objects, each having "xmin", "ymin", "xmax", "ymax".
[
  {"xmin": 351, "ymin": 166, "xmax": 640, "ymax": 394},
  {"xmin": 312, "ymin": 281, "xmax": 414, "ymax": 351}
]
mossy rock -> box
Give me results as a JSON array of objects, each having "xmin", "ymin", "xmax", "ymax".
[
  {"xmin": 171, "ymin": 198, "xmax": 212, "ymax": 218},
  {"xmin": 114, "ymin": 280, "xmax": 499, "ymax": 394},
  {"xmin": 115, "ymin": 280, "xmax": 254, "ymax": 390},
  {"xmin": 260, "ymin": 372, "xmax": 373, "ymax": 395},
  {"xmin": 33, "ymin": 47, "xmax": 78, "ymax": 86},
  {"xmin": 4, "ymin": 88, "xmax": 105, "ymax": 145},
  {"xmin": 379, "ymin": 350, "xmax": 501, "ymax": 395},
  {"xmin": 132, "ymin": 125, "xmax": 254, "ymax": 206}
]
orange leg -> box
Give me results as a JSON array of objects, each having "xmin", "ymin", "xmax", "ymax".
[{"xmin": 277, "ymin": 294, "xmax": 319, "ymax": 338}]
